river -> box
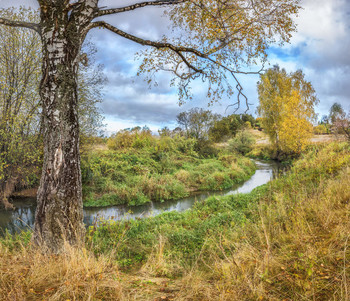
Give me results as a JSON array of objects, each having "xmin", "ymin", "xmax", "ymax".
[{"xmin": 0, "ymin": 160, "xmax": 282, "ymax": 234}]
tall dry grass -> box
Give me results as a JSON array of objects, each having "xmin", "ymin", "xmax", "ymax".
[
  {"xmin": 0, "ymin": 242, "xmax": 123, "ymax": 300},
  {"xmin": 173, "ymin": 168, "xmax": 350, "ymax": 300}
]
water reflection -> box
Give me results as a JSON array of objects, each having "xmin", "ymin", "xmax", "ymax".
[
  {"xmin": 0, "ymin": 160, "xmax": 283, "ymax": 234},
  {"xmin": 0, "ymin": 199, "xmax": 36, "ymax": 234}
]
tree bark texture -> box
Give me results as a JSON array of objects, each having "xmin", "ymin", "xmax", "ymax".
[{"xmin": 32, "ymin": 2, "xmax": 91, "ymax": 252}]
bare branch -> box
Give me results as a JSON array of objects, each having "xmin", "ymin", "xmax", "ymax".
[
  {"xmin": 0, "ymin": 17, "xmax": 41, "ymax": 34},
  {"xmin": 87, "ymin": 21, "xmax": 206, "ymax": 58},
  {"xmin": 88, "ymin": 20, "xmax": 261, "ymax": 111},
  {"xmin": 97, "ymin": 0, "xmax": 187, "ymax": 17}
]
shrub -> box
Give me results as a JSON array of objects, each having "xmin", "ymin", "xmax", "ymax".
[
  {"xmin": 228, "ymin": 130, "xmax": 255, "ymax": 155},
  {"xmin": 313, "ymin": 124, "xmax": 329, "ymax": 135},
  {"xmin": 107, "ymin": 127, "xmax": 156, "ymax": 150},
  {"xmin": 195, "ymin": 138, "xmax": 219, "ymax": 157},
  {"xmin": 107, "ymin": 130, "xmax": 134, "ymax": 149}
]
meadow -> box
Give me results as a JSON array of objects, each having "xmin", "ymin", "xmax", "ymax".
[{"xmin": 1, "ymin": 141, "xmax": 349, "ymax": 300}]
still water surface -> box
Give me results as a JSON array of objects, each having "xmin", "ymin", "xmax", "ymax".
[{"xmin": 0, "ymin": 160, "xmax": 282, "ymax": 234}]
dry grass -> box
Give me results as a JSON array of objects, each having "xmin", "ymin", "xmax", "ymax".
[
  {"xmin": 311, "ymin": 134, "xmax": 343, "ymax": 144},
  {"xmin": 125, "ymin": 143, "xmax": 350, "ymax": 300},
  {"xmin": 170, "ymin": 168, "xmax": 350, "ymax": 300},
  {"xmin": 0, "ymin": 242, "xmax": 123, "ymax": 300},
  {"xmin": 250, "ymin": 129, "xmax": 342, "ymax": 146},
  {"xmin": 249, "ymin": 129, "xmax": 269, "ymax": 145}
]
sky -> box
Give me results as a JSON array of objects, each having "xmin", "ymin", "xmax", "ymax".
[{"xmin": 1, "ymin": 0, "xmax": 350, "ymax": 134}]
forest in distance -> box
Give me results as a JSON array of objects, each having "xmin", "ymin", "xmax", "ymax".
[{"xmin": 1, "ymin": 1, "xmax": 350, "ymax": 300}]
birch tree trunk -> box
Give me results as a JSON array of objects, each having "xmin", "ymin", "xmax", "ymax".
[{"xmin": 33, "ymin": 4, "xmax": 85, "ymax": 252}]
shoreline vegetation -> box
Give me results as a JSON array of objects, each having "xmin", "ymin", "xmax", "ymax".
[
  {"xmin": 9, "ymin": 132, "xmax": 343, "ymax": 206},
  {"xmin": 8, "ymin": 136, "xmax": 256, "ymax": 207},
  {"xmin": 81, "ymin": 148, "xmax": 256, "ymax": 208},
  {"xmin": 1, "ymin": 142, "xmax": 349, "ymax": 300},
  {"xmin": 80, "ymin": 117, "xmax": 258, "ymax": 208},
  {"xmin": 8, "ymin": 152, "xmax": 255, "ymax": 208}
]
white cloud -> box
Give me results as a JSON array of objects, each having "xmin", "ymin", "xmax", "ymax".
[{"xmin": 2, "ymin": 0, "xmax": 349, "ymax": 128}]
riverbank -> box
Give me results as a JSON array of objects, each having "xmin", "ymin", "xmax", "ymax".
[
  {"xmin": 81, "ymin": 147, "xmax": 255, "ymax": 207},
  {"xmin": 7, "ymin": 148, "xmax": 255, "ymax": 208},
  {"xmin": 11, "ymin": 188, "xmax": 37, "ymax": 198},
  {"xmin": 1, "ymin": 160, "xmax": 278, "ymax": 234},
  {"xmin": 1, "ymin": 142, "xmax": 349, "ymax": 300}
]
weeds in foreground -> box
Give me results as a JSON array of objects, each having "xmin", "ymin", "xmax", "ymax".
[
  {"xmin": 177, "ymin": 166, "xmax": 350, "ymax": 300},
  {"xmin": 0, "ymin": 241, "xmax": 122, "ymax": 300}
]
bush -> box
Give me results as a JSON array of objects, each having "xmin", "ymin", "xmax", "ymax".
[
  {"xmin": 107, "ymin": 127, "xmax": 156, "ymax": 150},
  {"xmin": 313, "ymin": 124, "xmax": 329, "ymax": 135},
  {"xmin": 228, "ymin": 130, "xmax": 255, "ymax": 155},
  {"xmin": 81, "ymin": 143, "xmax": 255, "ymax": 207},
  {"xmin": 195, "ymin": 138, "xmax": 219, "ymax": 157}
]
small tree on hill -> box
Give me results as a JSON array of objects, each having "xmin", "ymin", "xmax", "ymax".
[
  {"xmin": 331, "ymin": 106, "xmax": 350, "ymax": 141},
  {"xmin": 329, "ymin": 103, "xmax": 344, "ymax": 125}
]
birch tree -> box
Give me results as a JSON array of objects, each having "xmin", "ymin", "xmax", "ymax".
[
  {"xmin": 0, "ymin": 0, "xmax": 300, "ymax": 252},
  {"xmin": 0, "ymin": 8, "xmax": 104, "ymax": 210}
]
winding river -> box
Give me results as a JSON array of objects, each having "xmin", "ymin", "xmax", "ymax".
[{"xmin": 0, "ymin": 160, "xmax": 282, "ymax": 234}]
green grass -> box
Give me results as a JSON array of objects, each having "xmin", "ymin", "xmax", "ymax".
[
  {"xmin": 81, "ymin": 148, "xmax": 255, "ymax": 207},
  {"xmin": 87, "ymin": 185, "xmax": 267, "ymax": 270},
  {"xmin": 89, "ymin": 142, "xmax": 350, "ymax": 265}
]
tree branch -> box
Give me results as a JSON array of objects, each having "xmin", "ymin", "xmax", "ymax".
[
  {"xmin": 97, "ymin": 0, "xmax": 187, "ymax": 17},
  {"xmin": 87, "ymin": 21, "xmax": 206, "ymax": 58},
  {"xmin": 88, "ymin": 21, "xmax": 258, "ymax": 111},
  {"xmin": 0, "ymin": 17, "xmax": 41, "ymax": 34}
]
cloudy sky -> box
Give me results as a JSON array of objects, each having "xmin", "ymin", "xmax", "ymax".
[{"xmin": 1, "ymin": 0, "xmax": 349, "ymax": 134}]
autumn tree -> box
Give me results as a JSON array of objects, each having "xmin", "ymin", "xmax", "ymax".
[
  {"xmin": 77, "ymin": 40, "xmax": 105, "ymax": 139},
  {"xmin": 333, "ymin": 112, "xmax": 350, "ymax": 141},
  {"xmin": 209, "ymin": 114, "xmax": 256, "ymax": 142},
  {"xmin": 0, "ymin": 0, "xmax": 300, "ymax": 252},
  {"xmin": 257, "ymin": 66, "xmax": 318, "ymax": 155},
  {"xmin": 176, "ymin": 111, "xmax": 191, "ymax": 137},
  {"xmin": 329, "ymin": 102, "xmax": 344, "ymax": 125},
  {"xmin": 209, "ymin": 117, "xmax": 231, "ymax": 142},
  {"xmin": 177, "ymin": 108, "xmax": 220, "ymax": 139},
  {"xmin": 0, "ymin": 8, "xmax": 42, "ymax": 209}
]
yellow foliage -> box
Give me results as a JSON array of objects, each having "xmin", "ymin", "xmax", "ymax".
[
  {"xmin": 279, "ymin": 90, "xmax": 313, "ymax": 153},
  {"xmin": 257, "ymin": 66, "xmax": 318, "ymax": 155},
  {"xmin": 138, "ymin": 0, "xmax": 300, "ymax": 104}
]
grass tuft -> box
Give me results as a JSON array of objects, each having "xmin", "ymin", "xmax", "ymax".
[{"xmin": 0, "ymin": 240, "xmax": 123, "ymax": 300}]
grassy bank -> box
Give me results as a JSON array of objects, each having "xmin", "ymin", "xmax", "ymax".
[
  {"xmin": 81, "ymin": 146, "xmax": 255, "ymax": 207},
  {"xmin": 1, "ymin": 142, "xmax": 349, "ymax": 300},
  {"xmin": 89, "ymin": 141, "xmax": 350, "ymax": 299}
]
